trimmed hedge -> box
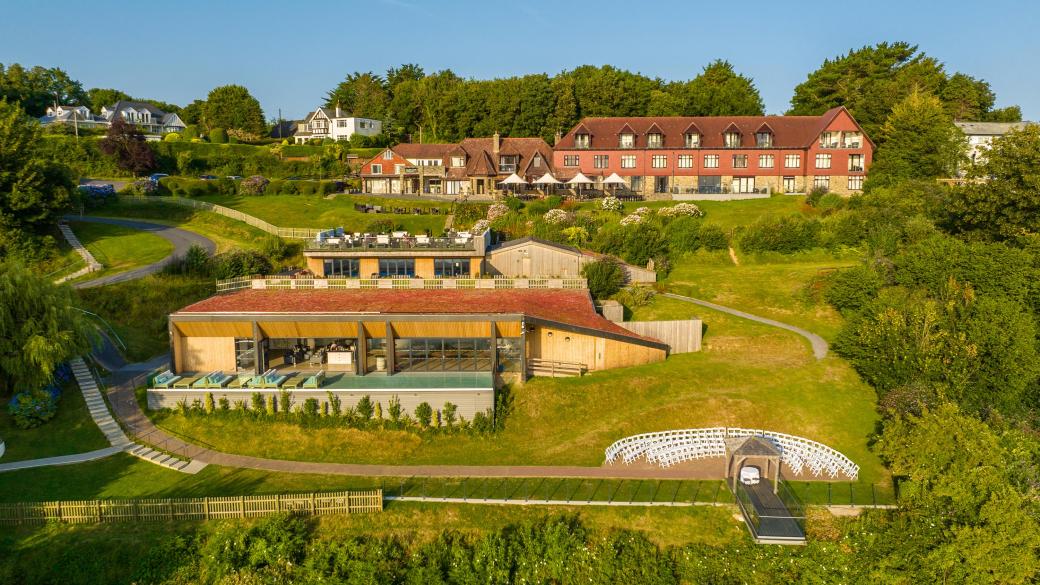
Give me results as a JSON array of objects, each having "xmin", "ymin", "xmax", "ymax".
[
  {"xmin": 157, "ymin": 176, "xmax": 236, "ymax": 197},
  {"xmin": 739, "ymin": 215, "xmax": 821, "ymax": 254}
]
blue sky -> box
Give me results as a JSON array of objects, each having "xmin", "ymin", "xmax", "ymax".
[{"xmin": 1, "ymin": 0, "xmax": 1036, "ymax": 121}]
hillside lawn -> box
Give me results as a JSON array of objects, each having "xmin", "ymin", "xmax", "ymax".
[
  {"xmin": 89, "ymin": 201, "xmax": 276, "ymax": 253},
  {"xmin": 66, "ymin": 220, "xmax": 174, "ymax": 282},
  {"xmin": 0, "ymin": 383, "xmax": 109, "ymax": 462}
]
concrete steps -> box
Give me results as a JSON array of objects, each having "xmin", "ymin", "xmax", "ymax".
[
  {"xmin": 69, "ymin": 357, "xmax": 206, "ymax": 475},
  {"xmin": 55, "ymin": 223, "xmax": 102, "ymax": 284}
]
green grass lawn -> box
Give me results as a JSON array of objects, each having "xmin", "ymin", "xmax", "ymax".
[
  {"xmin": 661, "ymin": 250, "xmax": 856, "ymax": 341},
  {"xmin": 90, "ymin": 201, "xmax": 276, "ymax": 254},
  {"xmin": 0, "ymin": 383, "xmax": 109, "ymax": 462},
  {"xmin": 197, "ymin": 194, "xmax": 456, "ymax": 234},
  {"xmin": 150, "ymin": 295, "xmax": 885, "ymax": 487},
  {"xmin": 66, "ymin": 220, "xmax": 174, "ymax": 282}
]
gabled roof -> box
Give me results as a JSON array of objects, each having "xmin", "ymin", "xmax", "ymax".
[
  {"xmin": 393, "ymin": 143, "xmax": 456, "ymax": 160},
  {"xmin": 682, "ymin": 121, "xmax": 702, "ymax": 135},
  {"xmin": 755, "ymin": 122, "xmax": 774, "ymax": 134},
  {"xmin": 722, "ymin": 122, "xmax": 742, "ymax": 134},
  {"xmin": 174, "ymin": 288, "xmax": 666, "ymax": 348},
  {"xmin": 617, "ymin": 122, "xmax": 636, "ymax": 135},
  {"xmin": 105, "ymin": 100, "xmax": 168, "ymax": 117},
  {"xmin": 555, "ymin": 107, "xmax": 868, "ymax": 150},
  {"xmin": 955, "ymin": 121, "xmax": 1036, "ymax": 136},
  {"xmin": 646, "ymin": 122, "xmax": 664, "ymax": 134}
]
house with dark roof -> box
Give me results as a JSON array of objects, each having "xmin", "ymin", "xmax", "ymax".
[
  {"xmin": 39, "ymin": 104, "xmax": 109, "ymax": 130},
  {"xmin": 360, "ymin": 132, "xmax": 555, "ymax": 196},
  {"xmin": 553, "ymin": 107, "xmax": 873, "ymax": 196},
  {"xmin": 955, "ymin": 120, "xmax": 1036, "ymax": 169},
  {"xmin": 100, "ymin": 101, "xmax": 186, "ymax": 136},
  {"xmin": 293, "ymin": 104, "xmax": 382, "ymax": 144},
  {"xmin": 148, "ymin": 286, "xmax": 672, "ymax": 418}
]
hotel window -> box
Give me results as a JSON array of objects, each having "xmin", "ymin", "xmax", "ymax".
[
  {"xmin": 323, "ymin": 258, "xmax": 359, "ymax": 277},
  {"xmin": 733, "ymin": 176, "xmax": 756, "ymax": 193},
  {"xmin": 813, "ymin": 176, "xmax": 830, "ymax": 190},
  {"xmin": 394, "ymin": 164, "xmax": 405, "ymax": 174},
  {"xmin": 532, "ymin": 155, "xmax": 542, "ymax": 168},
  {"xmin": 378, "ymin": 258, "xmax": 415, "ymax": 277},
  {"xmin": 496, "ymin": 337, "xmax": 522, "ymax": 372},
  {"xmin": 620, "ymin": 155, "xmax": 636, "ymax": 169},
  {"xmin": 337, "ymin": 119, "xmax": 348, "ymax": 127},
  {"xmin": 434, "ymin": 258, "xmax": 470, "ymax": 277},
  {"xmin": 594, "ymin": 155, "xmax": 609, "ymax": 169},
  {"xmin": 815, "ymin": 154, "xmax": 832, "ymax": 169},
  {"xmin": 499, "ymin": 155, "xmax": 518, "ymax": 173},
  {"xmin": 848, "ymin": 154, "xmax": 864, "ymax": 172},
  {"xmin": 234, "ymin": 338, "xmax": 256, "ymax": 372},
  {"xmin": 371, "ymin": 163, "xmax": 382, "ymax": 174},
  {"xmin": 383, "ymin": 150, "xmax": 393, "ymax": 160},
  {"xmin": 563, "ymin": 155, "xmax": 579, "ymax": 167},
  {"xmin": 758, "ymin": 154, "xmax": 774, "ymax": 168},
  {"xmin": 684, "ymin": 133, "xmax": 700, "ymax": 147},
  {"xmin": 630, "ymin": 176, "xmax": 644, "ymax": 191},
  {"xmin": 724, "ymin": 132, "xmax": 741, "ymax": 148},
  {"xmin": 647, "ymin": 133, "xmax": 663, "ymax": 148},
  {"xmin": 704, "ymin": 154, "xmax": 720, "ymax": 168},
  {"xmin": 450, "ymin": 156, "xmax": 465, "ymax": 167},
  {"xmin": 732, "ymin": 154, "xmax": 748, "ymax": 169},
  {"xmin": 394, "ymin": 338, "xmax": 493, "ymax": 373},
  {"xmin": 619, "ymin": 133, "xmax": 635, "ymax": 148},
  {"xmin": 848, "ymin": 176, "xmax": 864, "ymax": 190},
  {"xmin": 755, "ymin": 132, "xmax": 773, "ymax": 147},
  {"xmin": 651, "ymin": 155, "xmax": 668, "ymax": 168},
  {"xmin": 784, "ymin": 154, "xmax": 801, "ymax": 168},
  {"xmin": 677, "ymin": 154, "xmax": 694, "ymax": 168},
  {"xmin": 783, "ymin": 176, "xmax": 797, "ymax": 193},
  {"xmin": 819, "ymin": 132, "xmax": 839, "ymax": 148},
  {"xmin": 842, "ymin": 131, "xmax": 862, "ymax": 148},
  {"xmin": 574, "ymin": 133, "xmax": 590, "ymax": 149}
]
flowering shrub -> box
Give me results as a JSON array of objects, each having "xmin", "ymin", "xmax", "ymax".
[
  {"xmin": 601, "ymin": 196, "xmax": 623, "ymax": 212},
  {"xmin": 125, "ymin": 178, "xmax": 158, "ymax": 196},
  {"xmin": 471, "ymin": 219, "xmax": 491, "ymax": 234},
  {"xmin": 239, "ymin": 175, "xmax": 269, "ymax": 196},
  {"xmin": 543, "ymin": 208, "xmax": 573, "ymax": 225},
  {"xmin": 634, "ymin": 206, "xmax": 652, "ymax": 216},
  {"xmin": 486, "ymin": 203, "xmax": 510, "ymax": 221},
  {"xmin": 658, "ymin": 203, "xmax": 704, "ymax": 217},
  {"xmin": 8, "ymin": 389, "xmax": 59, "ymax": 429},
  {"xmin": 619, "ymin": 213, "xmax": 643, "ymax": 226}
]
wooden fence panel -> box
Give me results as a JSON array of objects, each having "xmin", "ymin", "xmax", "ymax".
[
  {"xmin": 0, "ymin": 490, "xmax": 382, "ymax": 526},
  {"xmin": 619, "ymin": 320, "xmax": 702, "ymax": 353}
]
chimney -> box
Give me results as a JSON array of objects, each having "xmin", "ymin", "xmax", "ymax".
[
  {"xmin": 554, "ymin": 130, "xmax": 562, "ymax": 146},
  {"xmin": 492, "ymin": 131, "xmax": 500, "ymax": 155},
  {"xmin": 335, "ymin": 101, "xmax": 342, "ymax": 118}
]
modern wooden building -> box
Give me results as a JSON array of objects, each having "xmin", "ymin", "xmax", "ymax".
[
  {"xmin": 151, "ymin": 288, "xmax": 668, "ymax": 418},
  {"xmin": 485, "ymin": 237, "xmax": 656, "ymax": 283},
  {"xmin": 553, "ymin": 106, "xmax": 873, "ymax": 196}
]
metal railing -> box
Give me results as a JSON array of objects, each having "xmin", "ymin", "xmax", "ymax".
[
  {"xmin": 306, "ymin": 235, "xmax": 476, "ymax": 252},
  {"xmin": 216, "ymin": 276, "xmax": 588, "ymax": 293}
]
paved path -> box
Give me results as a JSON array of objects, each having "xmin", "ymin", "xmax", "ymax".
[
  {"xmin": 0, "ymin": 447, "xmax": 125, "ymax": 472},
  {"xmin": 63, "ymin": 216, "xmax": 215, "ymax": 289},
  {"xmin": 661, "ymin": 292, "xmax": 829, "ymax": 360}
]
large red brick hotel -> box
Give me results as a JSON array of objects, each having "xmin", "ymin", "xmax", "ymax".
[{"xmin": 552, "ymin": 106, "xmax": 872, "ymax": 196}]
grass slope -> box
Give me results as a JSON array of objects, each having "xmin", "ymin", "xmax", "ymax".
[
  {"xmin": 91, "ymin": 201, "xmax": 274, "ymax": 254},
  {"xmin": 0, "ymin": 383, "xmax": 109, "ymax": 462},
  {"xmin": 67, "ymin": 220, "xmax": 173, "ymax": 282}
]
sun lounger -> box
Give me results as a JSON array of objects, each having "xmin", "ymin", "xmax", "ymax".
[
  {"xmin": 152, "ymin": 370, "xmax": 181, "ymax": 388},
  {"xmin": 174, "ymin": 374, "xmax": 204, "ymax": 389},
  {"xmin": 302, "ymin": 370, "xmax": 325, "ymax": 389},
  {"xmin": 280, "ymin": 373, "xmax": 301, "ymax": 389}
]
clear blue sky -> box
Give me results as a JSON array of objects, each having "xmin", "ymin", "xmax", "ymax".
[{"xmin": 1, "ymin": 0, "xmax": 1036, "ymax": 121}]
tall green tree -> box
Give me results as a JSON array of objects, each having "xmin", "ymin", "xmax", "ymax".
[
  {"xmin": 325, "ymin": 72, "xmax": 388, "ymax": 120},
  {"xmin": 939, "ymin": 73, "xmax": 996, "ymax": 121},
  {"xmin": 203, "ymin": 85, "xmax": 265, "ymax": 134},
  {"xmin": 678, "ymin": 60, "xmax": 764, "ymax": 116},
  {"xmin": 0, "ymin": 63, "xmax": 88, "ymax": 116},
  {"xmin": 865, "ymin": 89, "xmax": 964, "ymax": 189},
  {"xmin": 950, "ymin": 124, "xmax": 1040, "ymax": 238},
  {"xmin": 0, "ymin": 100, "xmax": 76, "ymax": 257},
  {"xmin": 85, "ymin": 88, "xmax": 131, "ymax": 110},
  {"xmin": 0, "ymin": 261, "xmax": 92, "ymax": 396}
]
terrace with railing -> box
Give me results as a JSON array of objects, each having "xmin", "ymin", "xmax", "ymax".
[
  {"xmin": 307, "ymin": 230, "xmax": 480, "ymax": 252},
  {"xmin": 215, "ymin": 275, "xmax": 588, "ymax": 294}
]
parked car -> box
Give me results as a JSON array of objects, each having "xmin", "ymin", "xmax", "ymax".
[
  {"xmin": 285, "ymin": 176, "xmax": 302, "ymax": 181},
  {"xmin": 227, "ymin": 175, "xmax": 243, "ymax": 180},
  {"xmin": 198, "ymin": 174, "xmax": 218, "ymax": 181},
  {"xmin": 740, "ymin": 466, "xmax": 761, "ymax": 486},
  {"xmin": 148, "ymin": 173, "xmax": 169, "ymax": 184}
]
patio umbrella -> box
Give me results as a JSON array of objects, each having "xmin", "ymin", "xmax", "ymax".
[
  {"xmin": 602, "ymin": 172, "xmax": 626, "ymax": 196},
  {"xmin": 498, "ymin": 173, "xmax": 527, "ymax": 195},
  {"xmin": 533, "ymin": 172, "xmax": 562, "ymax": 195},
  {"xmin": 566, "ymin": 172, "xmax": 594, "ymax": 198}
]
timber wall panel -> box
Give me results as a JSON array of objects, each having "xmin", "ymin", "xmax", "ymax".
[
  {"xmin": 180, "ymin": 337, "xmax": 236, "ymax": 372},
  {"xmin": 174, "ymin": 321, "xmax": 253, "ymax": 337},
  {"xmin": 258, "ymin": 321, "xmax": 359, "ymax": 339},
  {"xmin": 495, "ymin": 321, "xmax": 522, "ymax": 337},
  {"xmin": 486, "ymin": 244, "xmax": 583, "ymax": 277},
  {"xmin": 619, "ymin": 320, "xmax": 702, "ymax": 353}
]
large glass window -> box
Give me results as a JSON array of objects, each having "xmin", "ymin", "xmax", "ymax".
[
  {"xmin": 620, "ymin": 155, "xmax": 636, "ymax": 169},
  {"xmin": 234, "ymin": 338, "xmax": 256, "ymax": 372},
  {"xmin": 815, "ymin": 154, "xmax": 832, "ymax": 169},
  {"xmin": 394, "ymin": 337, "xmax": 493, "ymax": 372},
  {"xmin": 784, "ymin": 154, "xmax": 801, "ymax": 168},
  {"xmin": 651, "ymin": 155, "xmax": 667, "ymax": 168},
  {"xmin": 704, "ymin": 154, "xmax": 719, "ymax": 168},
  {"xmin": 684, "ymin": 133, "xmax": 700, "ymax": 147},
  {"xmin": 848, "ymin": 154, "xmax": 864, "ymax": 172},
  {"xmin": 677, "ymin": 155, "xmax": 694, "ymax": 168},
  {"xmin": 496, "ymin": 337, "xmax": 522, "ymax": 372},
  {"xmin": 619, "ymin": 133, "xmax": 635, "ymax": 148},
  {"xmin": 366, "ymin": 337, "xmax": 387, "ymax": 373},
  {"xmin": 324, "ymin": 258, "xmax": 359, "ymax": 277},
  {"xmin": 593, "ymin": 155, "xmax": 609, "ymax": 169},
  {"xmin": 434, "ymin": 258, "xmax": 470, "ymax": 277},
  {"xmin": 758, "ymin": 154, "xmax": 774, "ymax": 168},
  {"xmin": 646, "ymin": 133, "xmax": 663, "ymax": 148},
  {"xmin": 755, "ymin": 132, "xmax": 773, "ymax": 147},
  {"xmin": 724, "ymin": 132, "xmax": 741, "ymax": 148},
  {"xmin": 378, "ymin": 258, "xmax": 415, "ymax": 277},
  {"xmin": 732, "ymin": 154, "xmax": 748, "ymax": 169}
]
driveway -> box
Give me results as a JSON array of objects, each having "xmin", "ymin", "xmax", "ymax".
[{"xmin": 64, "ymin": 216, "xmax": 216, "ymax": 289}]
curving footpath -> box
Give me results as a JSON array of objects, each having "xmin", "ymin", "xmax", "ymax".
[
  {"xmin": 64, "ymin": 216, "xmax": 216, "ymax": 289},
  {"xmin": 661, "ymin": 292, "xmax": 829, "ymax": 360}
]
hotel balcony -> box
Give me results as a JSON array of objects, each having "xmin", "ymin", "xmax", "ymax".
[{"xmin": 305, "ymin": 233, "xmax": 478, "ymax": 252}]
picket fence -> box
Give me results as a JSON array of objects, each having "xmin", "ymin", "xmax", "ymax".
[{"xmin": 0, "ymin": 490, "xmax": 382, "ymax": 525}]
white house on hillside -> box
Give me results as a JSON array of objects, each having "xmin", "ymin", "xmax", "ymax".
[
  {"xmin": 956, "ymin": 120, "xmax": 1036, "ymax": 169},
  {"xmin": 39, "ymin": 105, "xmax": 109, "ymax": 130},
  {"xmin": 100, "ymin": 101, "xmax": 186, "ymax": 136},
  {"xmin": 293, "ymin": 104, "xmax": 381, "ymax": 144}
]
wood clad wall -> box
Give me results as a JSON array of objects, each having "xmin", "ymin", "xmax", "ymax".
[
  {"xmin": 618, "ymin": 320, "xmax": 702, "ymax": 353},
  {"xmin": 527, "ymin": 325, "xmax": 664, "ymax": 372},
  {"xmin": 306, "ymin": 257, "xmax": 325, "ymax": 275},
  {"xmin": 391, "ymin": 321, "xmax": 491, "ymax": 337},
  {"xmin": 415, "ymin": 258, "xmax": 435, "ymax": 279},
  {"xmin": 360, "ymin": 258, "xmax": 379, "ymax": 278},
  {"xmin": 486, "ymin": 244, "xmax": 582, "ymax": 277},
  {"xmin": 495, "ymin": 321, "xmax": 522, "ymax": 337},
  {"xmin": 258, "ymin": 321, "xmax": 359, "ymax": 339},
  {"xmin": 179, "ymin": 337, "xmax": 236, "ymax": 372},
  {"xmin": 174, "ymin": 321, "xmax": 253, "ymax": 337},
  {"xmin": 363, "ymin": 322, "xmax": 386, "ymax": 337}
]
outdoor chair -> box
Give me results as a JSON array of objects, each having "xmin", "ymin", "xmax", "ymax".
[
  {"xmin": 392, "ymin": 231, "xmax": 408, "ymax": 238},
  {"xmin": 280, "ymin": 372, "xmax": 301, "ymax": 389},
  {"xmin": 205, "ymin": 372, "xmax": 233, "ymax": 388},
  {"xmin": 376, "ymin": 234, "xmax": 390, "ymax": 246},
  {"xmin": 152, "ymin": 370, "xmax": 181, "ymax": 388},
  {"xmin": 174, "ymin": 374, "xmax": 204, "ymax": 389},
  {"xmin": 302, "ymin": 370, "xmax": 325, "ymax": 389},
  {"xmin": 191, "ymin": 370, "xmax": 221, "ymax": 389},
  {"xmin": 416, "ymin": 235, "xmax": 430, "ymax": 246},
  {"xmin": 227, "ymin": 374, "xmax": 252, "ymax": 388}
]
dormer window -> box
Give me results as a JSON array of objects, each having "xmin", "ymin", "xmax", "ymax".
[
  {"xmin": 574, "ymin": 133, "xmax": 590, "ymax": 149},
  {"xmin": 646, "ymin": 133, "xmax": 663, "ymax": 148},
  {"xmin": 684, "ymin": 133, "xmax": 700, "ymax": 148},
  {"xmin": 619, "ymin": 133, "xmax": 635, "ymax": 148},
  {"xmin": 383, "ymin": 150, "xmax": 393, "ymax": 160},
  {"xmin": 723, "ymin": 132, "xmax": 741, "ymax": 148},
  {"xmin": 450, "ymin": 156, "xmax": 465, "ymax": 167},
  {"xmin": 755, "ymin": 132, "xmax": 773, "ymax": 148},
  {"xmin": 532, "ymin": 154, "xmax": 542, "ymax": 168}
]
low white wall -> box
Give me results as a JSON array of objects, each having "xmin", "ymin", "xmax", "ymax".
[
  {"xmin": 672, "ymin": 193, "xmax": 770, "ymax": 202},
  {"xmin": 147, "ymin": 387, "xmax": 494, "ymax": 420}
]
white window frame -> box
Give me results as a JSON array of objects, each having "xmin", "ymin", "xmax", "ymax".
[
  {"xmin": 758, "ymin": 154, "xmax": 774, "ymax": 168},
  {"xmin": 784, "ymin": 154, "xmax": 801, "ymax": 168},
  {"xmin": 620, "ymin": 155, "xmax": 637, "ymax": 169},
  {"xmin": 619, "ymin": 133, "xmax": 635, "ymax": 148},
  {"xmin": 848, "ymin": 175, "xmax": 864, "ymax": 190},
  {"xmin": 684, "ymin": 134, "xmax": 700, "ymax": 148},
  {"xmin": 704, "ymin": 154, "xmax": 719, "ymax": 168},
  {"xmin": 724, "ymin": 133, "xmax": 741, "ymax": 148},
  {"xmin": 371, "ymin": 163, "xmax": 383, "ymax": 174},
  {"xmin": 813, "ymin": 175, "xmax": 830, "ymax": 190},
  {"xmin": 677, "ymin": 154, "xmax": 694, "ymax": 168},
  {"xmin": 815, "ymin": 154, "xmax": 832, "ymax": 169},
  {"xmin": 651, "ymin": 155, "xmax": 667, "ymax": 169},
  {"xmin": 646, "ymin": 133, "xmax": 663, "ymax": 148}
]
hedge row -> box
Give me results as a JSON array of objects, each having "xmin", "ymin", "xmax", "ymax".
[{"xmin": 154, "ymin": 176, "xmax": 344, "ymax": 197}]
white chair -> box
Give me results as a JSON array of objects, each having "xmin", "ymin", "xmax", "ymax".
[
  {"xmin": 416, "ymin": 235, "xmax": 430, "ymax": 246},
  {"xmin": 391, "ymin": 231, "xmax": 408, "ymax": 238},
  {"xmin": 376, "ymin": 234, "xmax": 390, "ymax": 246}
]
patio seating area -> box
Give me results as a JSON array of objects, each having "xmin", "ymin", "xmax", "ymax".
[{"xmin": 309, "ymin": 229, "xmax": 479, "ymax": 251}]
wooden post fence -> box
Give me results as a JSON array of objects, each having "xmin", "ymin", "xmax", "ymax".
[{"xmin": 0, "ymin": 490, "xmax": 382, "ymax": 526}]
